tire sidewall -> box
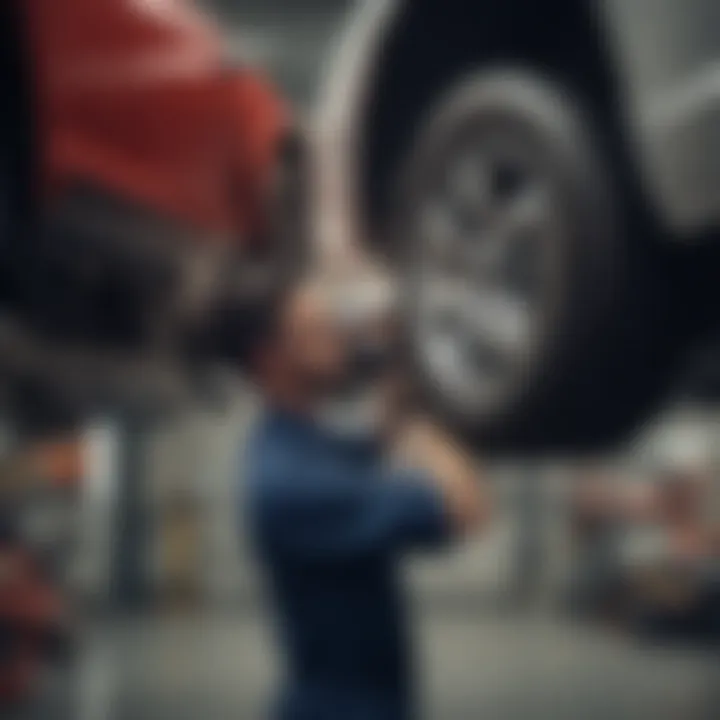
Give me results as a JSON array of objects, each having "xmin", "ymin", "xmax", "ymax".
[{"xmin": 395, "ymin": 70, "xmax": 625, "ymax": 447}]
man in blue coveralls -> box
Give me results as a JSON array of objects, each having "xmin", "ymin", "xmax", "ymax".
[{"xmin": 241, "ymin": 280, "xmax": 491, "ymax": 720}]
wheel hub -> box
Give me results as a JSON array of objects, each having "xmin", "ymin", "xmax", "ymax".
[{"xmin": 411, "ymin": 134, "xmax": 556, "ymax": 414}]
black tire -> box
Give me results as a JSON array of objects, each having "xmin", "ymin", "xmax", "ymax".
[{"xmin": 395, "ymin": 70, "xmax": 685, "ymax": 452}]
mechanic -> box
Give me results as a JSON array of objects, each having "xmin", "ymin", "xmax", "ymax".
[{"xmin": 237, "ymin": 278, "xmax": 491, "ymax": 720}]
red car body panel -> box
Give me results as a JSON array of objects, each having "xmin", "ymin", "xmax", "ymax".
[{"xmin": 24, "ymin": 0, "xmax": 289, "ymax": 241}]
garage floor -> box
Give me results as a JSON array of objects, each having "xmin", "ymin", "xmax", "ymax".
[{"xmin": 20, "ymin": 611, "xmax": 718, "ymax": 720}]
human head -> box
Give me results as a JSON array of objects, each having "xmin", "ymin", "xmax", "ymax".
[{"xmin": 235, "ymin": 279, "xmax": 351, "ymax": 410}]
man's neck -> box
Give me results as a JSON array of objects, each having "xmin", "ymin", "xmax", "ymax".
[{"xmin": 262, "ymin": 375, "xmax": 314, "ymax": 418}]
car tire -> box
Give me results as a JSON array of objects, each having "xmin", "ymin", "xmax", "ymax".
[{"xmin": 394, "ymin": 69, "xmax": 686, "ymax": 452}]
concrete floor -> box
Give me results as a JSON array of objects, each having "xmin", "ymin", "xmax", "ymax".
[
  {"xmin": 18, "ymin": 610, "xmax": 718, "ymax": 720},
  {"xmin": 51, "ymin": 404, "xmax": 718, "ymax": 720}
]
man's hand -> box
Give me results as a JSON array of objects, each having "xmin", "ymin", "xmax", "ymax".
[{"xmin": 393, "ymin": 417, "xmax": 490, "ymax": 537}]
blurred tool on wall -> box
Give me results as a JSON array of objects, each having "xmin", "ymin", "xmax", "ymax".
[{"xmin": 0, "ymin": 435, "xmax": 81, "ymax": 708}]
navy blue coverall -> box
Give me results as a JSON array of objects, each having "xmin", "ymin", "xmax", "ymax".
[{"xmin": 245, "ymin": 409, "xmax": 450, "ymax": 720}]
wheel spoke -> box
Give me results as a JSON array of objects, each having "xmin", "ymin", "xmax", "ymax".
[
  {"xmin": 469, "ymin": 180, "xmax": 549, "ymax": 288},
  {"xmin": 419, "ymin": 200, "xmax": 460, "ymax": 264},
  {"xmin": 466, "ymin": 230, "xmax": 507, "ymax": 278},
  {"xmin": 416, "ymin": 276, "xmax": 470, "ymax": 322},
  {"xmin": 445, "ymin": 151, "xmax": 491, "ymax": 217},
  {"xmin": 497, "ymin": 181, "xmax": 550, "ymax": 244},
  {"xmin": 460, "ymin": 289, "xmax": 532, "ymax": 358},
  {"xmin": 416, "ymin": 278, "xmax": 531, "ymax": 391}
]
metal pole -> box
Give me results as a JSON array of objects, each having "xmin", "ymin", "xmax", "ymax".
[
  {"xmin": 512, "ymin": 464, "xmax": 545, "ymax": 608},
  {"xmin": 109, "ymin": 415, "xmax": 151, "ymax": 612}
]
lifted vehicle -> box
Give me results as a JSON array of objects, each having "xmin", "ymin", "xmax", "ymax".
[
  {"xmin": 1, "ymin": 0, "xmax": 300, "ymax": 430},
  {"xmin": 315, "ymin": 0, "xmax": 720, "ymax": 451}
]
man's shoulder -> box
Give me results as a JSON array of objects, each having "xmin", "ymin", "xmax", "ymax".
[
  {"xmin": 245, "ymin": 415, "xmax": 310, "ymax": 486},
  {"xmin": 246, "ymin": 426, "xmax": 291, "ymax": 482}
]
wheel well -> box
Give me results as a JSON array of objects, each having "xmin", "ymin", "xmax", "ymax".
[{"xmin": 359, "ymin": 0, "xmax": 622, "ymax": 247}]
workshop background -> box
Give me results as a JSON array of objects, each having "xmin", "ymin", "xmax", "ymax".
[{"xmin": 5, "ymin": 2, "xmax": 720, "ymax": 719}]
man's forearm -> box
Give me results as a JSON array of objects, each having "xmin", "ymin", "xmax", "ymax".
[{"xmin": 394, "ymin": 418, "xmax": 490, "ymax": 535}]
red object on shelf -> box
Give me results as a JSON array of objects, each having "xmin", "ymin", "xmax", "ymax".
[{"xmin": 0, "ymin": 545, "xmax": 64, "ymax": 705}]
